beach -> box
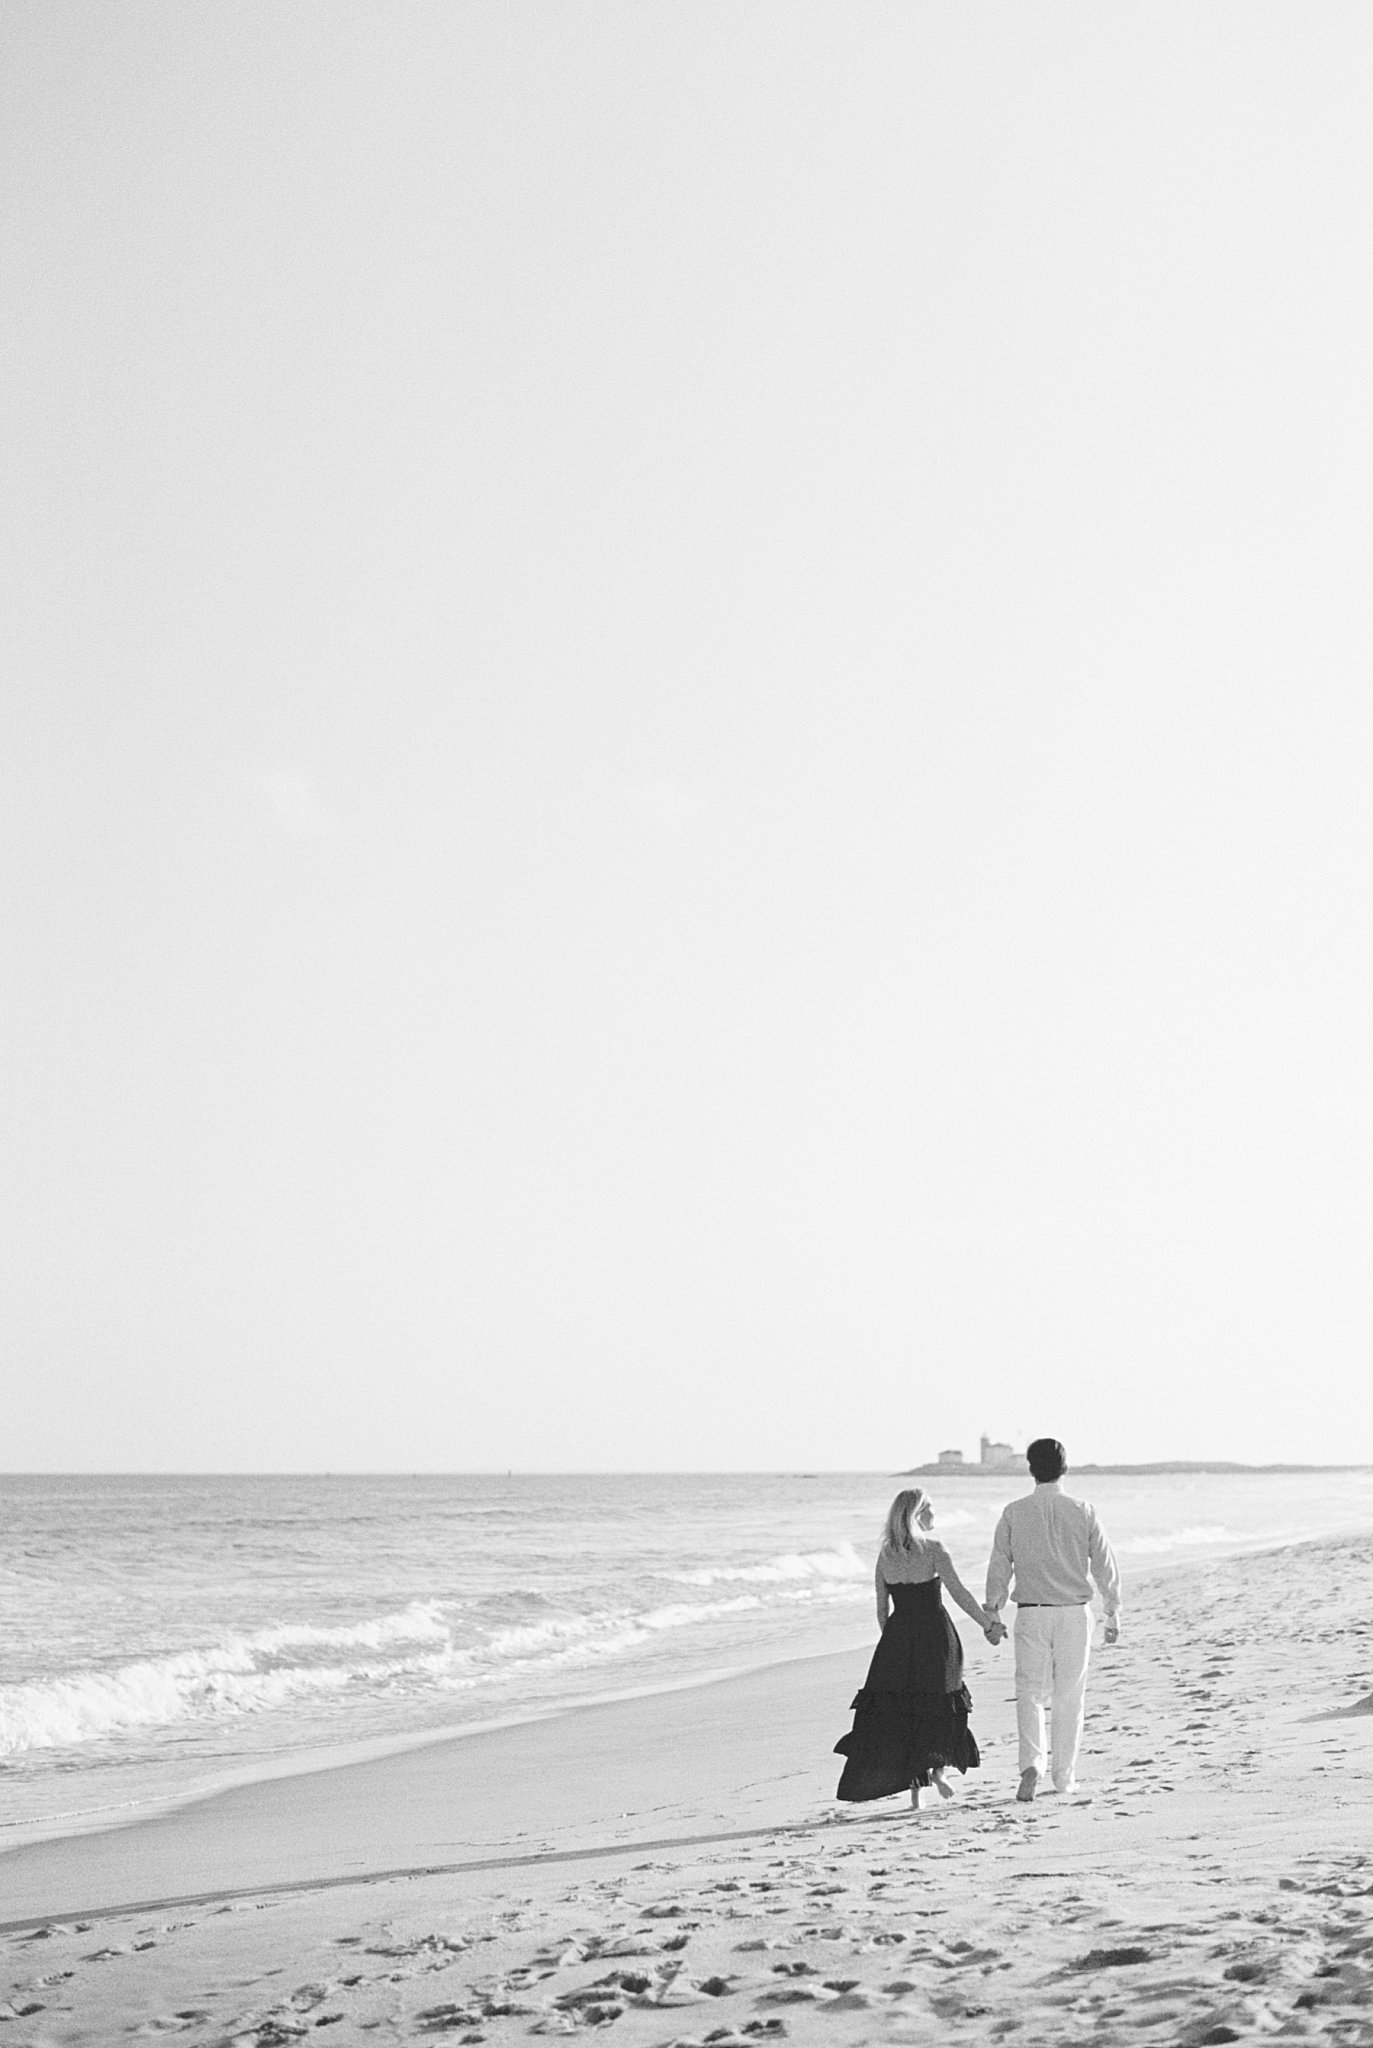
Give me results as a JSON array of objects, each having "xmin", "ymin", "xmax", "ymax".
[{"xmin": 5, "ymin": 1529, "xmax": 1373, "ymax": 2044}]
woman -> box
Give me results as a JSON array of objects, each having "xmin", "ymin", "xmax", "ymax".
[{"xmin": 834, "ymin": 1488, "xmax": 1003, "ymax": 1809}]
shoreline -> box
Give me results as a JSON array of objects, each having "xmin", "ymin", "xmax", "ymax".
[
  {"xmin": 0, "ymin": 1640, "xmax": 881, "ymax": 1926},
  {"xmin": 0, "ymin": 1817, "xmax": 839, "ymax": 1941},
  {"xmin": 4, "ymin": 1526, "xmax": 1372, "ymax": 1927},
  {"xmin": 4, "ymin": 1526, "xmax": 1373, "ymax": 2044},
  {"xmin": 0, "ymin": 1643, "xmax": 865, "ymax": 1862},
  {"xmin": 5, "ymin": 1522, "xmax": 1369, "ymax": 1873}
]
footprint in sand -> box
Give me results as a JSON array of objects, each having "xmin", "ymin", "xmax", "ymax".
[
  {"xmin": 411, "ymin": 2001, "xmax": 485, "ymax": 2034},
  {"xmin": 522, "ymin": 1960, "xmax": 727, "ymax": 2032},
  {"xmin": 655, "ymin": 2023, "xmax": 784, "ymax": 2046},
  {"xmin": 366, "ymin": 1933, "xmax": 474, "ymax": 1963}
]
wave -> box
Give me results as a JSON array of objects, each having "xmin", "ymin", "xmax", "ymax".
[
  {"xmin": 247, "ymin": 1606, "xmax": 452, "ymax": 1657},
  {"xmin": 668, "ymin": 1543, "xmax": 870, "ymax": 1587},
  {"xmin": 434, "ymin": 1592, "xmax": 779, "ymax": 1690},
  {"xmin": 1118, "ymin": 1524, "xmax": 1240, "ymax": 1554},
  {"xmin": 0, "ymin": 1584, "xmax": 846, "ymax": 1759},
  {"xmin": 0, "ymin": 1602, "xmax": 459, "ymax": 1758},
  {"xmin": 481, "ymin": 1593, "xmax": 763, "ymax": 1662}
]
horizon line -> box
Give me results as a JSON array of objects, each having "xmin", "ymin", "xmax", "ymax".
[{"xmin": 3, "ymin": 1461, "xmax": 1370, "ymax": 1479}]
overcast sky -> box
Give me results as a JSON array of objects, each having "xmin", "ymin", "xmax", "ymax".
[{"xmin": 4, "ymin": 5, "xmax": 1372, "ymax": 1472}]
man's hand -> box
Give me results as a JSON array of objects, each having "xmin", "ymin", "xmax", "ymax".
[
  {"xmin": 982, "ymin": 1605, "xmax": 1007, "ymax": 1646},
  {"xmin": 1103, "ymin": 1616, "xmax": 1120, "ymax": 1646}
]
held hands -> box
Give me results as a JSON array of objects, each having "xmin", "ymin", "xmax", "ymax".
[{"xmin": 981, "ymin": 1605, "xmax": 1008, "ymax": 1646}]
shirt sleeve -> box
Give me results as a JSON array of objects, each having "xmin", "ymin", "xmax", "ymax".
[
  {"xmin": 985, "ymin": 1508, "xmax": 1013, "ymax": 1611},
  {"xmin": 1087, "ymin": 1507, "xmax": 1121, "ymax": 1616}
]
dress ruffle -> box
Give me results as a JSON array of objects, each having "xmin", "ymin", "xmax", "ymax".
[
  {"xmin": 833, "ymin": 1577, "xmax": 981, "ymax": 1801},
  {"xmin": 834, "ymin": 1682, "xmax": 979, "ymax": 1800}
]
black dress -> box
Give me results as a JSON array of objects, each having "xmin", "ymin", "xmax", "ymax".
[{"xmin": 833, "ymin": 1577, "xmax": 980, "ymax": 1800}]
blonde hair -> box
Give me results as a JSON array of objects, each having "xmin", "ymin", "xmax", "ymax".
[{"xmin": 882, "ymin": 1488, "xmax": 930, "ymax": 1554}]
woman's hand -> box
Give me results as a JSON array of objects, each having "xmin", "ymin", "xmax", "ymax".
[{"xmin": 982, "ymin": 1606, "xmax": 1007, "ymax": 1646}]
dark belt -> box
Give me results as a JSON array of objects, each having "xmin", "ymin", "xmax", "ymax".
[{"xmin": 1015, "ymin": 1601, "xmax": 1085, "ymax": 1607}]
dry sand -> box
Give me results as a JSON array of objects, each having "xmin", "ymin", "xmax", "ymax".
[{"xmin": 4, "ymin": 1531, "xmax": 1373, "ymax": 2046}]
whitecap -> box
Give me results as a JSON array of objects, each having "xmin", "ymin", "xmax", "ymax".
[
  {"xmin": 1118, "ymin": 1524, "xmax": 1239, "ymax": 1554},
  {"xmin": 668, "ymin": 1543, "xmax": 870, "ymax": 1587},
  {"xmin": 0, "ymin": 1601, "xmax": 459, "ymax": 1758}
]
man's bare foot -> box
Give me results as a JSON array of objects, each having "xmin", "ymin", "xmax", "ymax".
[
  {"xmin": 1016, "ymin": 1767, "xmax": 1040, "ymax": 1803},
  {"xmin": 932, "ymin": 1769, "xmax": 956, "ymax": 1801}
]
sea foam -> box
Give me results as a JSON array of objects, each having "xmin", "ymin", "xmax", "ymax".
[
  {"xmin": 669, "ymin": 1542, "xmax": 869, "ymax": 1586},
  {"xmin": 11, "ymin": 1469, "xmax": 1370, "ymax": 1847},
  {"xmin": 1118, "ymin": 1524, "xmax": 1241, "ymax": 1555},
  {"xmin": 0, "ymin": 1581, "xmax": 850, "ymax": 1758},
  {"xmin": 0, "ymin": 1601, "xmax": 455, "ymax": 1757}
]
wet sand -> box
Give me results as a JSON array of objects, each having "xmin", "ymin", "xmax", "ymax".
[{"xmin": 4, "ymin": 1532, "xmax": 1373, "ymax": 2044}]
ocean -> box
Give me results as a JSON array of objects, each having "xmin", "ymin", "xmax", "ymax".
[{"xmin": 4, "ymin": 1467, "xmax": 1372, "ymax": 1854}]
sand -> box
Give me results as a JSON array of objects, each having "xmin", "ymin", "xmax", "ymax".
[{"xmin": 4, "ymin": 1530, "xmax": 1373, "ymax": 2045}]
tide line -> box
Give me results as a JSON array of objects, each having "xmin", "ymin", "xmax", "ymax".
[{"xmin": 0, "ymin": 1816, "xmax": 856, "ymax": 1938}]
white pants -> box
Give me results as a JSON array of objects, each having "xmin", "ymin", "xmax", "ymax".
[{"xmin": 1014, "ymin": 1604, "xmax": 1094, "ymax": 1788}]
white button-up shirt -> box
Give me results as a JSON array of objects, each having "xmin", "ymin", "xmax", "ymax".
[{"xmin": 985, "ymin": 1481, "xmax": 1122, "ymax": 1617}]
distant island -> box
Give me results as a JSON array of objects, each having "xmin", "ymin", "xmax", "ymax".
[{"xmin": 902, "ymin": 1436, "xmax": 1370, "ymax": 1476}]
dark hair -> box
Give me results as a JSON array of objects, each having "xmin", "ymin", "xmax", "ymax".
[{"xmin": 1027, "ymin": 1437, "xmax": 1067, "ymax": 1483}]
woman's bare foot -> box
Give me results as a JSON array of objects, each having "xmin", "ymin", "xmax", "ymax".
[
  {"xmin": 932, "ymin": 1768, "xmax": 956, "ymax": 1801},
  {"xmin": 910, "ymin": 1782, "xmax": 933, "ymax": 1810}
]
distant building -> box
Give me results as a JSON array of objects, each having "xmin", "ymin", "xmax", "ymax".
[{"xmin": 905, "ymin": 1437, "xmax": 1026, "ymax": 1477}]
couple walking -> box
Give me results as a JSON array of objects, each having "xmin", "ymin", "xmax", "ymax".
[{"xmin": 834, "ymin": 1438, "xmax": 1120, "ymax": 1808}]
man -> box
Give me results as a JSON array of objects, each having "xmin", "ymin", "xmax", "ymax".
[{"xmin": 984, "ymin": 1437, "xmax": 1121, "ymax": 1803}]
